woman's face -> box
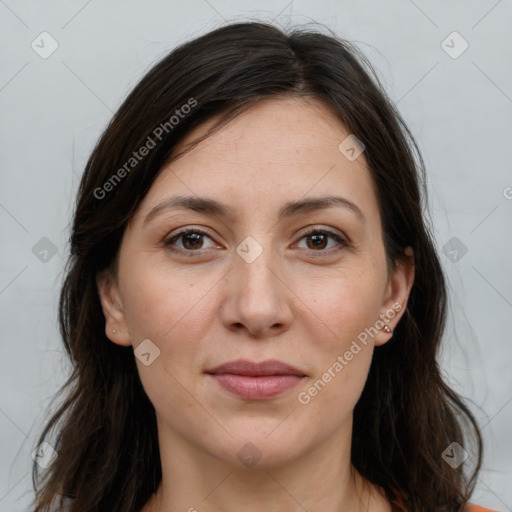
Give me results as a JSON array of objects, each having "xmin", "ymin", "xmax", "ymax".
[{"xmin": 98, "ymin": 97, "xmax": 414, "ymax": 468}]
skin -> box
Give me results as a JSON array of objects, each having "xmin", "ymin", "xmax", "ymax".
[{"xmin": 97, "ymin": 97, "xmax": 415, "ymax": 512}]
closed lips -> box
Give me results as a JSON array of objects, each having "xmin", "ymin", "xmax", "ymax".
[
  {"xmin": 205, "ymin": 359, "xmax": 306, "ymax": 377},
  {"xmin": 206, "ymin": 360, "xmax": 307, "ymax": 400}
]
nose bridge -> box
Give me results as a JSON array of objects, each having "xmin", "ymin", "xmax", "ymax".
[
  {"xmin": 222, "ymin": 232, "xmax": 292, "ymax": 336},
  {"xmin": 235, "ymin": 233, "xmax": 281, "ymax": 302}
]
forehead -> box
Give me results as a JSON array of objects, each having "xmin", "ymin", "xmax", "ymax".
[
  {"xmin": 173, "ymin": 96, "xmax": 352, "ymax": 162},
  {"xmin": 134, "ymin": 97, "xmax": 380, "ymax": 228}
]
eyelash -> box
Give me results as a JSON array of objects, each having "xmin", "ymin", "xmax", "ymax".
[{"xmin": 164, "ymin": 227, "xmax": 348, "ymax": 257}]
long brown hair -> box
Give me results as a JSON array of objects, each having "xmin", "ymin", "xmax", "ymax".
[{"xmin": 30, "ymin": 21, "xmax": 482, "ymax": 512}]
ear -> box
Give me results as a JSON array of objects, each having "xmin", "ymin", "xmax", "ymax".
[
  {"xmin": 96, "ymin": 270, "xmax": 132, "ymax": 347},
  {"xmin": 374, "ymin": 246, "xmax": 415, "ymax": 346}
]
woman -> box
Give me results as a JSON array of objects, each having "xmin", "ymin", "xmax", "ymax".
[{"xmin": 30, "ymin": 21, "xmax": 496, "ymax": 512}]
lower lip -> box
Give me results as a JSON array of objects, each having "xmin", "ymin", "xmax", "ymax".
[{"xmin": 209, "ymin": 374, "xmax": 304, "ymax": 400}]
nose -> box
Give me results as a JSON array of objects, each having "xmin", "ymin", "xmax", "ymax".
[{"xmin": 219, "ymin": 241, "xmax": 294, "ymax": 339}]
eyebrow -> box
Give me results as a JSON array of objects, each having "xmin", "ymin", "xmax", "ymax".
[{"xmin": 143, "ymin": 194, "xmax": 366, "ymax": 226}]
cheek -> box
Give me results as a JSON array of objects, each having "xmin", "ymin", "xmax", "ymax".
[
  {"xmin": 296, "ymin": 288, "xmax": 377, "ymax": 424},
  {"xmin": 300, "ymin": 258, "xmax": 386, "ymax": 412},
  {"xmin": 295, "ymin": 262, "xmax": 385, "ymax": 353},
  {"xmin": 119, "ymin": 261, "xmax": 213, "ymax": 412},
  {"xmin": 118, "ymin": 257, "xmax": 217, "ymax": 364}
]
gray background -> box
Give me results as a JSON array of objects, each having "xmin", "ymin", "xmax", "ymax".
[{"xmin": 1, "ymin": 1, "xmax": 511, "ymax": 510}]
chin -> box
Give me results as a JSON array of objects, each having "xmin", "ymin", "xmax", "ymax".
[{"xmin": 205, "ymin": 424, "xmax": 309, "ymax": 470}]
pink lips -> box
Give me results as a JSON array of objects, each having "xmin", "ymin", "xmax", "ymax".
[{"xmin": 206, "ymin": 359, "xmax": 306, "ymax": 400}]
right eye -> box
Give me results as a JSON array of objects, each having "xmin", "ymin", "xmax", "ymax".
[{"xmin": 164, "ymin": 228, "xmax": 219, "ymax": 256}]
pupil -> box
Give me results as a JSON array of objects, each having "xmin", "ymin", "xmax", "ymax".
[
  {"xmin": 309, "ymin": 234, "xmax": 326, "ymax": 249},
  {"xmin": 185, "ymin": 233, "xmax": 202, "ymax": 249}
]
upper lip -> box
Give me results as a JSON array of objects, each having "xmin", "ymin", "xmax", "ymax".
[{"xmin": 206, "ymin": 359, "xmax": 306, "ymax": 377}]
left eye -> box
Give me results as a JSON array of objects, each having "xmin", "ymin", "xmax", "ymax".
[{"xmin": 295, "ymin": 229, "xmax": 347, "ymax": 252}]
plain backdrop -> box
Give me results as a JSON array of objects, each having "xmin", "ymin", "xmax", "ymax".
[{"xmin": 1, "ymin": 1, "xmax": 511, "ymax": 511}]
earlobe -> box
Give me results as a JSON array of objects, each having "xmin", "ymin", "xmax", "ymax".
[
  {"xmin": 96, "ymin": 271, "xmax": 132, "ymax": 347},
  {"xmin": 374, "ymin": 246, "xmax": 415, "ymax": 346}
]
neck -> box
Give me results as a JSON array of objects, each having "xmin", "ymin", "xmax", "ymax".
[{"xmin": 142, "ymin": 415, "xmax": 391, "ymax": 512}]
